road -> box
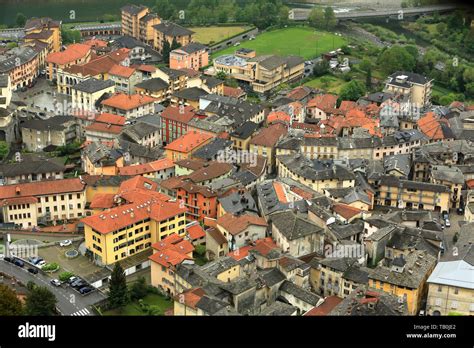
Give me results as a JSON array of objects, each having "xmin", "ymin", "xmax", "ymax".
[
  {"xmin": 290, "ymin": 4, "xmax": 458, "ymax": 21},
  {"xmin": 0, "ymin": 259, "xmax": 106, "ymax": 316}
]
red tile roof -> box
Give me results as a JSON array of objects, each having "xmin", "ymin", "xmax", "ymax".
[
  {"xmin": 417, "ymin": 112, "xmax": 449, "ymax": 140},
  {"xmin": 187, "ymin": 224, "xmax": 206, "ymax": 240},
  {"xmin": 307, "ymin": 94, "xmax": 338, "ymax": 112},
  {"xmin": 217, "ymin": 213, "xmax": 267, "ymax": 236},
  {"xmin": 161, "ymin": 105, "xmax": 196, "ymax": 124},
  {"xmin": 333, "ymin": 203, "xmax": 362, "ymax": 220},
  {"xmin": 90, "ymin": 193, "xmax": 116, "ymax": 209},
  {"xmin": 118, "ymin": 158, "xmax": 174, "ymax": 176},
  {"xmin": 223, "ymin": 86, "xmax": 246, "ymax": 98},
  {"xmin": 304, "ymin": 296, "xmax": 343, "ymax": 316},
  {"xmin": 0, "ymin": 178, "xmax": 85, "ymax": 202},
  {"xmin": 109, "ymin": 64, "xmax": 136, "ymax": 78},
  {"xmin": 82, "ymin": 39, "xmax": 108, "ymax": 48},
  {"xmin": 81, "ymin": 199, "xmax": 187, "ymax": 234},
  {"xmin": 94, "ymin": 113, "xmax": 125, "ymax": 126},
  {"xmin": 85, "ymin": 122, "xmax": 123, "ymax": 134},
  {"xmin": 267, "ymin": 111, "xmax": 290, "ymax": 125},
  {"xmin": 173, "ymin": 288, "xmax": 205, "ymax": 309},
  {"xmin": 46, "ymin": 43, "xmax": 91, "ymax": 65},
  {"xmin": 165, "ymin": 131, "xmax": 213, "ymax": 153},
  {"xmin": 101, "ymin": 93, "xmax": 156, "ymax": 111},
  {"xmin": 249, "ymin": 123, "xmax": 288, "ymax": 147}
]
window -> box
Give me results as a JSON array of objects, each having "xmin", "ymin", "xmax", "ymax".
[
  {"xmin": 451, "ymin": 301, "xmax": 458, "ymax": 309},
  {"xmin": 454, "ymin": 288, "xmax": 459, "ymax": 295},
  {"xmin": 438, "ymin": 285, "xmax": 442, "ymax": 292}
]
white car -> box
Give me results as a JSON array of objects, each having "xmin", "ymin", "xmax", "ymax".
[
  {"xmin": 50, "ymin": 279, "xmax": 61, "ymax": 287},
  {"xmin": 59, "ymin": 240, "xmax": 72, "ymax": 247},
  {"xmin": 37, "ymin": 260, "xmax": 46, "ymax": 268},
  {"xmin": 234, "ymin": 42, "xmax": 240, "ymax": 47}
]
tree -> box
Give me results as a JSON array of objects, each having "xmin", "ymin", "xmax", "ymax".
[
  {"xmin": 339, "ymin": 80, "xmax": 366, "ymax": 101},
  {"xmin": 324, "ymin": 7, "xmax": 337, "ymax": 30},
  {"xmin": 0, "ymin": 141, "xmax": 9, "ymax": 161},
  {"xmin": 378, "ymin": 46, "xmax": 416, "ymax": 75},
  {"xmin": 16, "ymin": 13, "xmax": 26, "ymax": 27},
  {"xmin": 366, "ymin": 66, "xmax": 372, "ymax": 90},
  {"xmin": 129, "ymin": 277, "xmax": 148, "ymax": 301},
  {"xmin": 312, "ymin": 60, "xmax": 329, "ymax": 77},
  {"xmin": 162, "ymin": 39, "xmax": 171, "ymax": 64},
  {"xmin": 170, "ymin": 37, "xmax": 181, "ymax": 51},
  {"xmin": 0, "ymin": 284, "xmax": 23, "ymax": 315},
  {"xmin": 308, "ymin": 7, "xmax": 324, "ymax": 29},
  {"xmin": 109, "ymin": 262, "xmax": 128, "ymax": 308},
  {"xmin": 25, "ymin": 286, "xmax": 57, "ymax": 316},
  {"xmin": 436, "ymin": 22, "xmax": 447, "ymax": 35},
  {"xmin": 154, "ymin": 0, "xmax": 176, "ymax": 20},
  {"xmin": 216, "ymin": 71, "xmax": 227, "ymax": 80},
  {"xmin": 358, "ymin": 59, "xmax": 371, "ymax": 73},
  {"xmin": 61, "ymin": 29, "xmax": 81, "ymax": 45}
]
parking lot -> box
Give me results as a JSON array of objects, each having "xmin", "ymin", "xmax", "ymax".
[{"xmin": 37, "ymin": 241, "xmax": 104, "ymax": 282}]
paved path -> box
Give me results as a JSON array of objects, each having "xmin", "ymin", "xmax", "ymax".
[{"xmin": 0, "ymin": 259, "xmax": 106, "ymax": 315}]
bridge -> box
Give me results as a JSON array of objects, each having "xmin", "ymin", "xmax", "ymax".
[{"xmin": 290, "ymin": 4, "xmax": 459, "ymax": 21}]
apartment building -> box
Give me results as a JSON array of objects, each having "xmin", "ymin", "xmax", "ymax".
[
  {"xmin": 24, "ymin": 17, "xmax": 62, "ymax": 53},
  {"xmin": 108, "ymin": 65, "xmax": 143, "ymax": 94},
  {"xmin": 213, "ymin": 51, "xmax": 304, "ymax": 93},
  {"xmin": 46, "ymin": 43, "xmax": 92, "ymax": 81},
  {"xmin": 0, "ymin": 75, "xmax": 12, "ymax": 109},
  {"xmin": 152, "ymin": 21, "xmax": 194, "ymax": 55},
  {"xmin": 0, "ymin": 46, "xmax": 40, "ymax": 90},
  {"xmin": 121, "ymin": 4, "xmax": 150, "ymax": 39},
  {"xmin": 71, "ymin": 78, "xmax": 116, "ymax": 113},
  {"xmin": 384, "ymin": 71, "xmax": 433, "ymax": 108},
  {"xmin": 429, "ymin": 165, "xmax": 464, "ymax": 210},
  {"xmin": 164, "ymin": 131, "xmax": 213, "ymax": 162},
  {"xmin": 372, "ymin": 175, "xmax": 451, "ymax": 212},
  {"xmin": 82, "ymin": 199, "xmax": 187, "ymax": 265},
  {"xmin": 170, "ymin": 42, "xmax": 209, "ymax": 71},
  {"xmin": 0, "ymin": 178, "xmax": 86, "ymax": 228},
  {"xmin": 101, "ymin": 93, "xmax": 156, "ymax": 118},
  {"xmin": 20, "ymin": 116, "xmax": 77, "ymax": 152}
]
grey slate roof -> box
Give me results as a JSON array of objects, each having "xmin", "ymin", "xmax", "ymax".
[
  {"xmin": 71, "ymin": 78, "xmax": 115, "ymax": 93},
  {"xmin": 270, "ymin": 210, "xmax": 323, "ymax": 241},
  {"xmin": 192, "ymin": 138, "xmax": 233, "ymax": 161},
  {"xmin": 135, "ymin": 77, "xmax": 169, "ymax": 91},
  {"xmin": 21, "ymin": 116, "xmax": 75, "ymax": 131},
  {"xmin": 153, "ymin": 21, "xmax": 194, "ymax": 37},
  {"xmin": 279, "ymin": 280, "xmax": 320, "ymax": 306}
]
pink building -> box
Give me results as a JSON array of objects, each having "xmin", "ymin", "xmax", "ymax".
[{"xmin": 169, "ymin": 42, "xmax": 208, "ymax": 71}]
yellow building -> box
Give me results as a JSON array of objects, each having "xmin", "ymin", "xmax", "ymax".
[
  {"xmin": 121, "ymin": 4, "xmax": 149, "ymax": 39},
  {"xmin": 0, "ymin": 178, "xmax": 86, "ymax": 228},
  {"xmin": 368, "ymin": 250, "xmax": 436, "ymax": 315},
  {"xmin": 276, "ymin": 154, "xmax": 355, "ymax": 193},
  {"xmin": 71, "ymin": 78, "xmax": 115, "ymax": 113},
  {"xmin": 152, "ymin": 22, "xmax": 194, "ymax": 55},
  {"xmin": 373, "ymin": 175, "xmax": 451, "ymax": 212},
  {"xmin": 429, "ymin": 165, "xmax": 464, "ymax": 210},
  {"xmin": 24, "ymin": 17, "xmax": 62, "ymax": 53},
  {"xmin": 384, "ymin": 72, "xmax": 433, "ymax": 108},
  {"xmin": 82, "ymin": 199, "xmax": 187, "ymax": 265},
  {"xmin": 213, "ymin": 52, "xmax": 304, "ymax": 94},
  {"xmin": 249, "ymin": 123, "xmax": 288, "ymax": 173}
]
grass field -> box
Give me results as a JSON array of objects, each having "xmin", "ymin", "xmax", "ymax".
[
  {"xmin": 304, "ymin": 75, "xmax": 347, "ymax": 94},
  {"xmin": 211, "ymin": 27, "xmax": 347, "ymax": 60},
  {"xmin": 190, "ymin": 26, "xmax": 252, "ymax": 45},
  {"xmin": 103, "ymin": 294, "xmax": 172, "ymax": 316}
]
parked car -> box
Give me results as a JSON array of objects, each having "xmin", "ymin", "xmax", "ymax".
[
  {"xmin": 457, "ymin": 207, "xmax": 464, "ymax": 215},
  {"xmin": 442, "ymin": 211, "xmax": 449, "ymax": 220},
  {"xmin": 29, "ymin": 257, "xmax": 44, "ymax": 265},
  {"xmin": 28, "ymin": 267, "xmax": 39, "ymax": 274},
  {"xmin": 71, "ymin": 279, "xmax": 87, "ymax": 288},
  {"xmin": 13, "ymin": 258, "xmax": 24, "ymax": 267},
  {"xmin": 445, "ymin": 219, "xmax": 451, "ymax": 228},
  {"xmin": 79, "ymin": 286, "xmax": 93, "ymax": 295},
  {"xmin": 234, "ymin": 42, "xmax": 240, "ymax": 46},
  {"xmin": 59, "ymin": 240, "xmax": 72, "ymax": 247},
  {"xmin": 3, "ymin": 256, "xmax": 12, "ymax": 263},
  {"xmin": 67, "ymin": 276, "xmax": 78, "ymax": 285},
  {"xmin": 37, "ymin": 260, "xmax": 47, "ymax": 268},
  {"xmin": 50, "ymin": 279, "xmax": 61, "ymax": 287}
]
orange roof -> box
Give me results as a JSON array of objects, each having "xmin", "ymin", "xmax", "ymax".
[
  {"xmin": 187, "ymin": 224, "xmax": 206, "ymax": 240},
  {"xmin": 161, "ymin": 105, "xmax": 196, "ymax": 123},
  {"xmin": 223, "ymin": 86, "xmax": 245, "ymax": 98},
  {"xmin": 228, "ymin": 245, "xmax": 253, "ymax": 261},
  {"xmin": 46, "ymin": 43, "xmax": 91, "ymax": 65},
  {"xmin": 333, "ymin": 203, "xmax": 362, "ymax": 220},
  {"xmin": 307, "ymin": 94, "xmax": 338, "ymax": 112},
  {"xmin": 249, "ymin": 123, "xmax": 288, "ymax": 147},
  {"xmin": 64, "ymin": 49, "xmax": 130, "ymax": 77},
  {"xmin": 85, "ymin": 122, "xmax": 123, "ymax": 134},
  {"xmin": 119, "ymin": 176, "xmax": 159, "ymax": 192},
  {"xmin": 95, "ymin": 113, "xmax": 125, "ymax": 126},
  {"xmin": 304, "ymin": 296, "xmax": 342, "ymax": 316},
  {"xmin": 228, "ymin": 237, "xmax": 278, "ymax": 261},
  {"xmin": 131, "ymin": 64, "xmax": 157, "ymax": 73},
  {"xmin": 101, "ymin": 93, "xmax": 156, "ymax": 111},
  {"xmin": 0, "ymin": 196, "xmax": 38, "ymax": 207},
  {"xmin": 149, "ymin": 234, "xmax": 194, "ymax": 268},
  {"xmin": 81, "ymin": 199, "xmax": 187, "ymax": 234},
  {"xmin": 338, "ymin": 101, "xmax": 358, "ymax": 113},
  {"xmin": 90, "ymin": 193, "xmax": 116, "ymax": 209},
  {"xmin": 82, "ymin": 39, "xmax": 108, "ymax": 48},
  {"xmin": 118, "ymin": 158, "xmax": 174, "ymax": 176},
  {"xmin": 173, "ymin": 288, "xmax": 205, "ymax": 309},
  {"xmin": 165, "ymin": 131, "xmax": 213, "ymax": 153},
  {"xmin": 417, "ymin": 112, "xmax": 448, "ymax": 140},
  {"xmin": 273, "ymin": 182, "xmax": 288, "ymax": 203},
  {"xmin": 109, "ymin": 64, "xmax": 136, "ymax": 78},
  {"xmin": 267, "ymin": 111, "xmax": 290, "ymax": 125},
  {"xmin": 217, "ymin": 213, "xmax": 267, "ymax": 236},
  {"xmin": 0, "ymin": 178, "xmax": 85, "ymax": 202}
]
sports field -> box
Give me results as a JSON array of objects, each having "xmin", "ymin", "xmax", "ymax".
[
  {"xmin": 190, "ymin": 26, "xmax": 252, "ymax": 45},
  {"xmin": 211, "ymin": 27, "xmax": 347, "ymax": 60}
]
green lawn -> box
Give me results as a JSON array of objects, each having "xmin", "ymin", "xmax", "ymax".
[
  {"xmin": 190, "ymin": 26, "xmax": 252, "ymax": 45},
  {"xmin": 304, "ymin": 75, "xmax": 346, "ymax": 94},
  {"xmin": 211, "ymin": 27, "xmax": 347, "ymax": 60},
  {"xmin": 103, "ymin": 294, "xmax": 172, "ymax": 316}
]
